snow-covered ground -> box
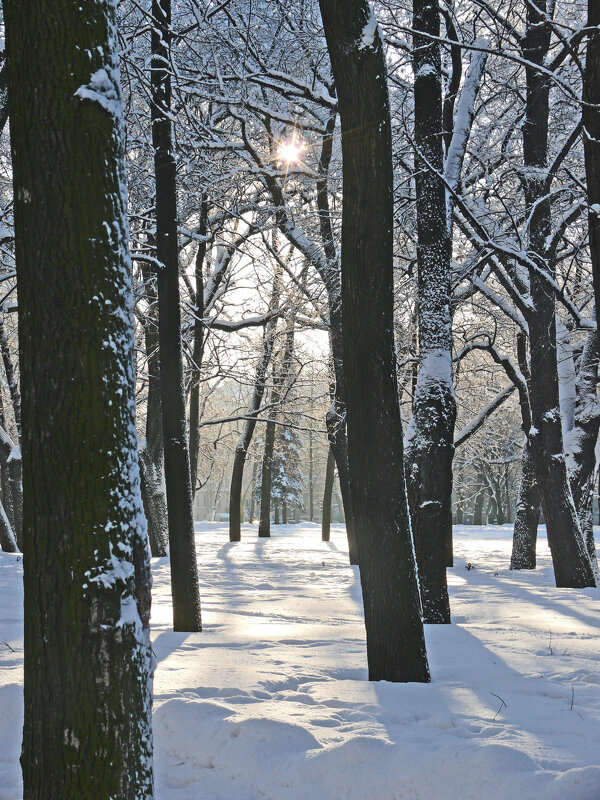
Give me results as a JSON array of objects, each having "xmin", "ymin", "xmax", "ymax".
[{"xmin": 1, "ymin": 523, "xmax": 600, "ymax": 799}]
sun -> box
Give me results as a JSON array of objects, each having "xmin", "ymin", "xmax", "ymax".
[{"xmin": 276, "ymin": 139, "xmax": 304, "ymax": 165}]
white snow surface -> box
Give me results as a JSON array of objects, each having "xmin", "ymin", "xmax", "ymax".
[{"xmin": 1, "ymin": 523, "xmax": 600, "ymax": 799}]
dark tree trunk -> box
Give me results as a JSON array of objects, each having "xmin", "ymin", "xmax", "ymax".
[
  {"xmin": 0, "ymin": 315, "xmax": 20, "ymax": 440},
  {"xmin": 511, "ymin": 442, "xmax": 540, "ymax": 569},
  {"xmin": 282, "ymin": 503, "xmax": 288, "ymax": 524},
  {"xmin": 321, "ymin": 446, "xmax": 335, "ymax": 542},
  {"xmin": 229, "ymin": 276, "xmax": 279, "ymax": 541},
  {"xmin": 522, "ymin": 2, "xmax": 596, "ymax": 588},
  {"xmin": 404, "ymin": 0, "xmax": 454, "ymax": 622},
  {"xmin": 188, "ymin": 196, "xmax": 208, "ymax": 497},
  {"xmin": 6, "ymin": 0, "xmax": 154, "ymax": 794},
  {"xmin": 584, "ymin": 0, "xmax": 600, "ymax": 338},
  {"xmin": 140, "ymin": 262, "xmax": 168, "ymax": 557},
  {"xmin": 151, "ymin": 0, "xmax": 202, "ymax": 629},
  {"xmin": 319, "ymin": 0, "xmax": 430, "ymax": 682},
  {"xmin": 258, "ymin": 394, "xmax": 276, "ymax": 538},
  {"xmin": 274, "ymin": 505, "xmax": 280, "ymax": 525}
]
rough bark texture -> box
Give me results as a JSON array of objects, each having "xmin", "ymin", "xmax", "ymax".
[
  {"xmin": 151, "ymin": 0, "xmax": 202, "ymax": 629},
  {"xmin": 140, "ymin": 263, "xmax": 168, "ymax": 557},
  {"xmin": 511, "ymin": 442, "xmax": 540, "ymax": 569},
  {"xmin": 404, "ymin": 0, "xmax": 454, "ymax": 622},
  {"xmin": 0, "ymin": 496, "xmax": 16, "ymax": 552},
  {"xmin": 522, "ymin": 1, "xmax": 596, "ymax": 588},
  {"xmin": 319, "ymin": 0, "xmax": 430, "ymax": 683},
  {"xmin": 5, "ymin": 1, "xmax": 154, "ymax": 795}
]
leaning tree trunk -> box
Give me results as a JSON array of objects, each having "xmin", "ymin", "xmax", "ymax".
[
  {"xmin": 140, "ymin": 261, "xmax": 168, "ymax": 557},
  {"xmin": 151, "ymin": 0, "xmax": 202, "ymax": 630},
  {"xmin": 404, "ymin": 0, "xmax": 454, "ymax": 622},
  {"xmin": 6, "ymin": 0, "xmax": 154, "ymax": 795},
  {"xmin": 319, "ymin": 0, "xmax": 430, "ymax": 682},
  {"xmin": 0, "ymin": 497, "xmax": 16, "ymax": 553},
  {"xmin": 522, "ymin": 2, "xmax": 596, "ymax": 588},
  {"xmin": 321, "ymin": 446, "xmax": 335, "ymax": 542}
]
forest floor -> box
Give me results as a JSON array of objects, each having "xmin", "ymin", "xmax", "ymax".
[{"xmin": 1, "ymin": 522, "xmax": 600, "ymax": 799}]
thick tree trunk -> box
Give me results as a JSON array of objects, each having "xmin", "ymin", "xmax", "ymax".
[
  {"xmin": 319, "ymin": 0, "xmax": 430, "ymax": 682},
  {"xmin": 151, "ymin": 0, "xmax": 202, "ymax": 629},
  {"xmin": 511, "ymin": 441, "xmax": 540, "ymax": 569},
  {"xmin": 6, "ymin": 0, "xmax": 154, "ymax": 794},
  {"xmin": 404, "ymin": 0, "xmax": 454, "ymax": 622},
  {"xmin": 140, "ymin": 262, "xmax": 168, "ymax": 557},
  {"xmin": 321, "ymin": 446, "xmax": 335, "ymax": 542},
  {"xmin": 522, "ymin": 2, "xmax": 596, "ymax": 588}
]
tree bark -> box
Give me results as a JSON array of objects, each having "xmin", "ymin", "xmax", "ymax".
[
  {"xmin": 151, "ymin": 0, "xmax": 202, "ymax": 629},
  {"xmin": 6, "ymin": 0, "xmax": 154, "ymax": 794},
  {"xmin": 511, "ymin": 442, "xmax": 540, "ymax": 569},
  {"xmin": 321, "ymin": 446, "xmax": 335, "ymax": 542},
  {"xmin": 522, "ymin": 1, "xmax": 596, "ymax": 588},
  {"xmin": 140, "ymin": 262, "xmax": 168, "ymax": 557},
  {"xmin": 404, "ymin": 0, "xmax": 454, "ymax": 622},
  {"xmin": 319, "ymin": 0, "xmax": 430, "ymax": 682}
]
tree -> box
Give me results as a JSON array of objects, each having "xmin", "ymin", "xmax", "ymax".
[
  {"xmin": 151, "ymin": 0, "xmax": 202, "ymax": 630},
  {"xmin": 404, "ymin": 0, "xmax": 454, "ymax": 624},
  {"xmin": 318, "ymin": 0, "xmax": 430, "ymax": 683},
  {"xmin": 584, "ymin": 0, "xmax": 600, "ymax": 336},
  {"xmin": 4, "ymin": 0, "xmax": 154, "ymax": 794}
]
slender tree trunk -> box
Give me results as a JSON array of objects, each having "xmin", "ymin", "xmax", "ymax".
[
  {"xmin": 140, "ymin": 262, "xmax": 168, "ymax": 557},
  {"xmin": 274, "ymin": 505, "xmax": 280, "ymax": 525},
  {"xmin": 522, "ymin": 2, "xmax": 596, "ymax": 588},
  {"xmin": 282, "ymin": 503, "xmax": 287, "ymax": 524},
  {"xmin": 0, "ymin": 497, "xmax": 16, "ymax": 553},
  {"xmin": 188, "ymin": 196, "xmax": 208, "ymax": 497},
  {"xmin": 473, "ymin": 476, "xmax": 485, "ymax": 525},
  {"xmin": 6, "ymin": 0, "xmax": 154, "ymax": 794},
  {"xmin": 321, "ymin": 446, "xmax": 335, "ymax": 542},
  {"xmin": 319, "ymin": 0, "xmax": 430, "ymax": 682},
  {"xmin": 151, "ymin": 0, "xmax": 202, "ymax": 630},
  {"xmin": 258, "ymin": 392, "xmax": 276, "ymax": 538},
  {"xmin": 404, "ymin": 0, "xmax": 454, "ymax": 622},
  {"xmin": 229, "ymin": 275, "xmax": 279, "ymax": 541},
  {"xmin": 0, "ymin": 315, "xmax": 20, "ymax": 440}
]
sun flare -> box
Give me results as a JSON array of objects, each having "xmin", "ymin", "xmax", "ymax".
[{"xmin": 276, "ymin": 139, "xmax": 304, "ymax": 165}]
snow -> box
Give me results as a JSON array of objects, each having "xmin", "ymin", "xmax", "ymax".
[
  {"xmin": 2, "ymin": 523, "xmax": 600, "ymax": 799},
  {"xmin": 358, "ymin": 9, "xmax": 379, "ymax": 51}
]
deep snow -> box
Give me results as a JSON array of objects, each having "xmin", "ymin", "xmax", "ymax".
[{"xmin": 1, "ymin": 523, "xmax": 599, "ymax": 799}]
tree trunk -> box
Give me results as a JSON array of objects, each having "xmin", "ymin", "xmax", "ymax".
[
  {"xmin": 319, "ymin": 0, "xmax": 430, "ymax": 682},
  {"xmin": 140, "ymin": 262, "xmax": 168, "ymax": 557},
  {"xmin": 188, "ymin": 196, "xmax": 208, "ymax": 497},
  {"xmin": 321, "ymin": 446, "xmax": 335, "ymax": 542},
  {"xmin": 229, "ymin": 274, "xmax": 280, "ymax": 541},
  {"xmin": 473, "ymin": 475, "xmax": 485, "ymax": 525},
  {"xmin": 584, "ymin": 0, "xmax": 600, "ymax": 339},
  {"xmin": 404, "ymin": 0, "xmax": 454, "ymax": 622},
  {"xmin": 0, "ymin": 497, "xmax": 16, "ymax": 553},
  {"xmin": 511, "ymin": 441, "xmax": 540, "ymax": 569},
  {"xmin": 151, "ymin": 0, "xmax": 202, "ymax": 630},
  {"xmin": 6, "ymin": 0, "xmax": 154, "ymax": 794},
  {"xmin": 522, "ymin": 2, "xmax": 596, "ymax": 588},
  {"xmin": 258, "ymin": 394, "xmax": 276, "ymax": 538}
]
